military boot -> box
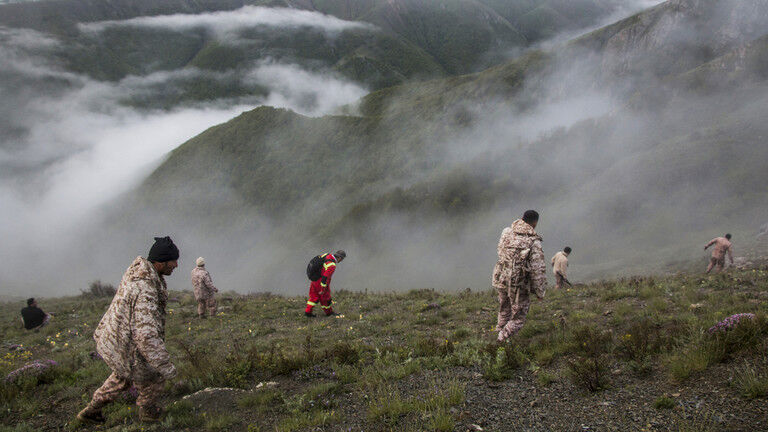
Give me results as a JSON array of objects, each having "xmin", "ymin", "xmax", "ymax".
[
  {"xmin": 76, "ymin": 406, "xmax": 105, "ymax": 424},
  {"xmin": 138, "ymin": 405, "xmax": 163, "ymax": 423}
]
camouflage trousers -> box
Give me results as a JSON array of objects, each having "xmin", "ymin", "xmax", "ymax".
[
  {"xmin": 197, "ymin": 298, "xmax": 217, "ymax": 317},
  {"xmin": 496, "ymin": 287, "xmax": 530, "ymax": 343},
  {"xmin": 554, "ymin": 273, "xmax": 565, "ymax": 290},
  {"xmin": 87, "ymin": 372, "xmax": 164, "ymax": 411},
  {"xmin": 706, "ymin": 256, "xmax": 726, "ymax": 273}
]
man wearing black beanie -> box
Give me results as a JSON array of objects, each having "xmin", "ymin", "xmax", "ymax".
[{"xmin": 78, "ymin": 236, "xmax": 179, "ymax": 424}]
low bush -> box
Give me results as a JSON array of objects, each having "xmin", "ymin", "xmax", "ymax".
[
  {"xmin": 565, "ymin": 326, "xmax": 613, "ymax": 392},
  {"xmin": 81, "ymin": 280, "xmax": 116, "ymax": 298},
  {"xmin": 482, "ymin": 344, "xmax": 525, "ymax": 381}
]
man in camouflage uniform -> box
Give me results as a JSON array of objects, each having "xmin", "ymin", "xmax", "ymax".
[
  {"xmin": 492, "ymin": 210, "xmax": 547, "ymax": 343},
  {"xmin": 705, "ymin": 233, "xmax": 734, "ymax": 273},
  {"xmin": 191, "ymin": 257, "xmax": 218, "ymax": 318},
  {"xmin": 77, "ymin": 236, "xmax": 179, "ymax": 424}
]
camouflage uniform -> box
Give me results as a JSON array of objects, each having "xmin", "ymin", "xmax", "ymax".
[
  {"xmin": 492, "ymin": 219, "xmax": 547, "ymax": 342},
  {"xmin": 705, "ymin": 237, "xmax": 734, "ymax": 273},
  {"xmin": 191, "ymin": 266, "xmax": 218, "ymax": 317},
  {"xmin": 84, "ymin": 256, "xmax": 176, "ymax": 414}
]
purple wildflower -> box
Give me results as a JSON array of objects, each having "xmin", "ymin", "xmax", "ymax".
[
  {"xmin": 707, "ymin": 313, "xmax": 756, "ymax": 334},
  {"xmin": 4, "ymin": 359, "xmax": 58, "ymax": 383}
]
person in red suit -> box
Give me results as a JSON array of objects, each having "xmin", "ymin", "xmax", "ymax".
[{"xmin": 305, "ymin": 250, "xmax": 346, "ymax": 317}]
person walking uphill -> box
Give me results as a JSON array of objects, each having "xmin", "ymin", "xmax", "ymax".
[
  {"xmin": 705, "ymin": 233, "xmax": 734, "ymax": 273},
  {"xmin": 191, "ymin": 257, "xmax": 218, "ymax": 318},
  {"xmin": 305, "ymin": 250, "xmax": 346, "ymax": 317},
  {"xmin": 492, "ymin": 211, "xmax": 547, "ymax": 343},
  {"xmin": 77, "ymin": 237, "xmax": 179, "ymax": 424}
]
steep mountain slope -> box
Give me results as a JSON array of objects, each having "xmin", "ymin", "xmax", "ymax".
[{"xmin": 113, "ymin": 0, "xmax": 768, "ymax": 294}]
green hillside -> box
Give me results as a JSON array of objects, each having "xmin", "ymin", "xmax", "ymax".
[
  {"xmin": 3, "ymin": 268, "xmax": 768, "ymax": 430},
  {"xmin": 111, "ymin": 0, "xmax": 768, "ymax": 292}
]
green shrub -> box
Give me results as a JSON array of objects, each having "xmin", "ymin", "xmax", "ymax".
[
  {"xmin": 653, "ymin": 396, "xmax": 675, "ymax": 409},
  {"xmin": 566, "ymin": 326, "xmax": 613, "ymax": 392},
  {"xmin": 731, "ymin": 362, "xmax": 768, "ymax": 399},
  {"xmin": 482, "ymin": 344, "xmax": 525, "ymax": 381},
  {"xmin": 325, "ymin": 341, "xmax": 359, "ymax": 365}
]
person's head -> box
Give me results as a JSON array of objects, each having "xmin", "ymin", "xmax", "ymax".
[
  {"xmin": 148, "ymin": 236, "xmax": 180, "ymax": 276},
  {"xmin": 725, "ymin": 233, "xmax": 732, "ymax": 240},
  {"xmin": 564, "ymin": 247, "xmax": 572, "ymax": 255},
  {"xmin": 196, "ymin": 257, "xmax": 205, "ymax": 267},
  {"xmin": 334, "ymin": 250, "xmax": 347, "ymax": 263},
  {"xmin": 522, "ymin": 210, "xmax": 539, "ymax": 228},
  {"xmin": 27, "ymin": 298, "xmax": 36, "ymax": 307}
]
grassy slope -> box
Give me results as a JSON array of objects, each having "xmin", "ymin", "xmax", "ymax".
[{"xmin": 2, "ymin": 263, "xmax": 768, "ymax": 431}]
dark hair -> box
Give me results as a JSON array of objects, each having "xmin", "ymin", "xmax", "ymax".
[
  {"xmin": 725, "ymin": 233, "xmax": 732, "ymax": 240},
  {"xmin": 522, "ymin": 210, "xmax": 539, "ymax": 224},
  {"xmin": 564, "ymin": 247, "xmax": 572, "ymax": 254},
  {"xmin": 27, "ymin": 298, "xmax": 35, "ymax": 306},
  {"xmin": 335, "ymin": 250, "xmax": 347, "ymax": 260}
]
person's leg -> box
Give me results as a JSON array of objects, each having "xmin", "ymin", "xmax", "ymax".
[
  {"xmin": 320, "ymin": 289, "xmax": 334, "ymax": 315},
  {"xmin": 499, "ymin": 292, "xmax": 531, "ymax": 342},
  {"xmin": 496, "ymin": 289, "xmax": 512, "ymax": 333},
  {"xmin": 715, "ymin": 257, "xmax": 725, "ymax": 273},
  {"xmin": 305, "ymin": 283, "xmax": 320, "ymax": 315},
  {"xmin": 555, "ymin": 274, "xmax": 563, "ymax": 290},
  {"xmin": 207, "ymin": 297, "xmax": 217, "ymax": 316},
  {"xmin": 78, "ymin": 373, "xmax": 130, "ymax": 422},
  {"xmin": 136, "ymin": 379, "xmax": 165, "ymax": 422},
  {"xmin": 197, "ymin": 299, "xmax": 206, "ymax": 318},
  {"xmin": 706, "ymin": 257, "xmax": 716, "ymax": 273}
]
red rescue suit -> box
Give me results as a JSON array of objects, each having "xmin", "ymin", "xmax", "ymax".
[{"xmin": 305, "ymin": 253, "xmax": 337, "ymax": 315}]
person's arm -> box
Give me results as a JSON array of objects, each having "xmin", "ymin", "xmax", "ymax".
[
  {"xmin": 132, "ymin": 281, "xmax": 176, "ymax": 380},
  {"xmin": 530, "ymin": 239, "xmax": 548, "ymax": 299},
  {"xmin": 320, "ymin": 262, "xmax": 337, "ymax": 293},
  {"xmin": 728, "ymin": 245, "xmax": 734, "ymax": 263},
  {"xmin": 705, "ymin": 238, "xmax": 716, "ymax": 250},
  {"xmin": 204, "ymin": 271, "xmax": 218, "ymax": 293}
]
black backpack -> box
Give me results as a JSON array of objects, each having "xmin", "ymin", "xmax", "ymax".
[{"xmin": 306, "ymin": 254, "xmax": 327, "ymax": 281}]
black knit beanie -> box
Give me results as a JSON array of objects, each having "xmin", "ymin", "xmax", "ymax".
[{"xmin": 147, "ymin": 236, "xmax": 179, "ymax": 263}]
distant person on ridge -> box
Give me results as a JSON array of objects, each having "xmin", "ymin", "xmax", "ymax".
[
  {"xmin": 77, "ymin": 236, "xmax": 179, "ymax": 424},
  {"xmin": 191, "ymin": 257, "xmax": 218, "ymax": 318},
  {"xmin": 305, "ymin": 250, "xmax": 346, "ymax": 317},
  {"xmin": 551, "ymin": 247, "xmax": 572, "ymax": 289},
  {"xmin": 705, "ymin": 233, "xmax": 734, "ymax": 273},
  {"xmin": 20, "ymin": 298, "xmax": 52, "ymax": 331},
  {"xmin": 492, "ymin": 210, "xmax": 547, "ymax": 343}
]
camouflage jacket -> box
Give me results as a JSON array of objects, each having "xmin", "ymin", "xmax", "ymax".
[
  {"xmin": 191, "ymin": 267, "xmax": 218, "ymax": 300},
  {"xmin": 94, "ymin": 256, "xmax": 176, "ymax": 382},
  {"xmin": 492, "ymin": 219, "xmax": 547, "ymax": 299}
]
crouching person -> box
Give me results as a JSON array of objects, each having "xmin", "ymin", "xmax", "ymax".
[{"xmin": 78, "ymin": 236, "xmax": 179, "ymax": 424}]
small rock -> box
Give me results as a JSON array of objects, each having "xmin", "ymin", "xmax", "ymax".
[
  {"xmin": 611, "ymin": 369, "xmax": 622, "ymax": 375},
  {"xmin": 603, "ymin": 310, "xmax": 613, "ymax": 316},
  {"xmin": 255, "ymin": 381, "xmax": 278, "ymax": 389},
  {"xmin": 469, "ymin": 424, "xmax": 484, "ymax": 431},
  {"xmin": 529, "ymin": 400, "xmax": 537, "ymax": 407},
  {"xmin": 689, "ymin": 303, "xmax": 704, "ymax": 310},
  {"xmin": 672, "ymin": 393, "xmax": 681, "ymax": 397}
]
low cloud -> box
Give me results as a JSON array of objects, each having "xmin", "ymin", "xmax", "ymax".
[
  {"xmin": 0, "ymin": 25, "xmax": 368, "ymax": 296},
  {"xmin": 80, "ymin": 6, "xmax": 375, "ymax": 37}
]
